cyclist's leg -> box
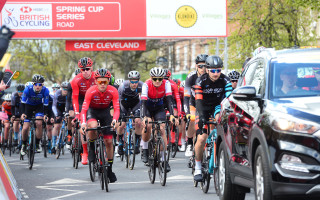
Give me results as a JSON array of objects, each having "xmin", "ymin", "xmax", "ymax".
[
  {"xmin": 179, "ymin": 113, "xmax": 186, "ymax": 151},
  {"xmin": 3, "ymin": 120, "xmax": 10, "ymax": 145},
  {"xmin": 186, "ymin": 104, "xmax": 196, "ymax": 157},
  {"xmin": 21, "ymin": 105, "xmax": 34, "ymax": 155},
  {"xmin": 116, "ymin": 108, "xmax": 127, "ymax": 155},
  {"xmin": 35, "ymin": 113, "xmax": 44, "ymax": 151},
  {"xmin": 141, "ymin": 108, "xmax": 152, "ymax": 163},
  {"xmin": 13, "ymin": 119, "xmax": 20, "ymax": 146},
  {"xmin": 87, "ymin": 119, "xmax": 98, "ymax": 163}
]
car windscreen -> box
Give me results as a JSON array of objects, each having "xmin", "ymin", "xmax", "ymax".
[{"xmin": 270, "ymin": 62, "xmax": 320, "ymax": 98}]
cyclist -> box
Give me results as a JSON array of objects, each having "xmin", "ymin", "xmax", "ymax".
[
  {"xmin": 184, "ymin": 54, "xmax": 208, "ymax": 158},
  {"xmin": 51, "ymin": 82, "xmax": 68, "ymax": 154},
  {"xmin": 45, "ymin": 88, "xmax": 56, "ymax": 153},
  {"xmin": 80, "ymin": 69, "xmax": 120, "ymax": 183},
  {"xmin": 65, "ymin": 68, "xmax": 81, "ymax": 148},
  {"xmin": 71, "ymin": 57, "xmax": 96, "ymax": 165},
  {"xmin": 52, "ymin": 83, "xmax": 60, "ymax": 94},
  {"xmin": 1, "ymin": 93, "xmax": 12, "ymax": 148},
  {"xmin": 114, "ymin": 78, "xmax": 124, "ymax": 90},
  {"xmin": 11, "ymin": 84, "xmax": 25, "ymax": 146},
  {"xmin": 178, "ymin": 80, "xmax": 186, "ymax": 151},
  {"xmin": 140, "ymin": 67, "xmax": 178, "ymax": 172},
  {"xmin": 193, "ymin": 55, "xmax": 232, "ymax": 181},
  {"xmin": 116, "ymin": 71, "xmax": 143, "ymax": 155},
  {"xmin": 227, "ymin": 70, "xmax": 240, "ymax": 89},
  {"xmin": 20, "ymin": 74, "xmax": 49, "ymax": 156}
]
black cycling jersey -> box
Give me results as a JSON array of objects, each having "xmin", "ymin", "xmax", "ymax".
[
  {"xmin": 184, "ymin": 70, "xmax": 199, "ymax": 114},
  {"xmin": 52, "ymin": 89, "xmax": 67, "ymax": 117},
  {"xmin": 11, "ymin": 91, "xmax": 22, "ymax": 117},
  {"xmin": 118, "ymin": 80, "xmax": 143, "ymax": 111},
  {"xmin": 65, "ymin": 82, "xmax": 73, "ymax": 113},
  {"xmin": 194, "ymin": 73, "xmax": 232, "ymax": 118}
]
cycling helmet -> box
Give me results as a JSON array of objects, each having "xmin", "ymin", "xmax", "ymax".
[
  {"xmin": 228, "ymin": 70, "xmax": 240, "ymax": 80},
  {"xmin": 180, "ymin": 80, "xmax": 185, "ymax": 88},
  {"xmin": 114, "ymin": 79, "xmax": 125, "ymax": 86},
  {"xmin": 25, "ymin": 82, "xmax": 33, "ymax": 87},
  {"xmin": 205, "ymin": 55, "xmax": 223, "ymax": 69},
  {"xmin": 94, "ymin": 68, "xmax": 111, "ymax": 79},
  {"xmin": 128, "ymin": 71, "xmax": 140, "ymax": 80},
  {"xmin": 78, "ymin": 57, "xmax": 93, "ymax": 68},
  {"xmin": 173, "ymin": 79, "xmax": 181, "ymax": 86},
  {"xmin": 32, "ymin": 74, "xmax": 45, "ymax": 83},
  {"xmin": 75, "ymin": 68, "xmax": 81, "ymax": 75},
  {"xmin": 195, "ymin": 54, "xmax": 208, "ymax": 64},
  {"xmin": 61, "ymin": 81, "xmax": 69, "ymax": 88},
  {"xmin": 16, "ymin": 84, "xmax": 25, "ymax": 91},
  {"xmin": 165, "ymin": 69, "xmax": 171, "ymax": 78},
  {"xmin": 4, "ymin": 93, "xmax": 11, "ymax": 101},
  {"xmin": 156, "ymin": 57, "xmax": 168, "ymax": 67},
  {"xmin": 150, "ymin": 67, "xmax": 165, "ymax": 77},
  {"xmin": 52, "ymin": 83, "xmax": 60, "ymax": 89}
]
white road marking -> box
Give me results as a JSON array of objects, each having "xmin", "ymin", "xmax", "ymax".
[{"xmin": 36, "ymin": 185, "xmax": 85, "ymax": 200}]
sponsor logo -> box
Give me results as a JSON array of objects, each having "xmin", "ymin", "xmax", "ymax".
[
  {"xmin": 20, "ymin": 6, "xmax": 32, "ymax": 13},
  {"xmin": 175, "ymin": 5, "xmax": 197, "ymax": 28}
]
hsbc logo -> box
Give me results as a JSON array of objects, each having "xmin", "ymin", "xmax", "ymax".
[{"xmin": 20, "ymin": 6, "xmax": 32, "ymax": 13}]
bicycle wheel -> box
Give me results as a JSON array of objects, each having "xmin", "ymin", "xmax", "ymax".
[
  {"xmin": 75, "ymin": 130, "xmax": 81, "ymax": 169},
  {"xmin": 56, "ymin": 132, "xmax": 62, "ymax": 159},
  {"xmin": 72, "ymin": 131, "xmax": 77, "ymax": 168},
  {"xmin": 42, "ymin": 128, "xmax": 47, "ymax": 158},
  {"xmin": 1, "ymin": 130, "xmax": 5, "ymax": 155},
  {"xmin": 98, "ymin": 139, "xmax": 104, "ymax": 190},
  {"xmin": 171, "ymin": 125, "xmax": 179, "ymax": 158},
  {"xmin": 157, "ymin": 137, "xmax": 167, "ymax": 186},
  {"xmin": 148, "ymin": 139, "xmax": 156, "ymax": 184},
  {"xmin": 200, "ymin": 149, "xmax": 211, "ymax": 193},
  {"xmin": 166, "ymin": 125, "xmax": 171, "ymax": 162},
  {"xmin": 124, "ymin": 133, "xmax": 129, "ymax": 168},
  {"xmin": 128, "ymin": 130, "xmax": 136, "ymax": 170},
  {"xmin": 8, "ymin": 128, "xmax": 13, "ymax": 157},
  {"xmin": 28, "ymin": 131, "xmax": 36, "ymax": 170},
  {"xmin": 101, "ymin": 141, "xmax": 109, "ymax": 192},
  {"xmin": 89, "ymin": 142, "xmax": 97, "ymax": 182}
]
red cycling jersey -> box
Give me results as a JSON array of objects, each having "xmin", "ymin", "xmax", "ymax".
[
  {"xmin": 2, "ymin": 101, "xmax": 12, "ymax": 116},
  {"xmin": 141, "ymin": 79, "xmax": 172, "ymax": 107},
  {"xmin": 71, "ymin": 72, "xmax": 96, "ymax": 116},
  {"xmin": 169, "ymin": 79, "xmax": 181, "ymax": 116},
  {"xmin": 80, "ymin": 85, "xmax": 120, "ymax": 124}
]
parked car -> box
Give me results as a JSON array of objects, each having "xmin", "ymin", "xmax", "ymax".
[{"xmin": 216, "ymin": 47, "xmax": 320, "ymax": 200}]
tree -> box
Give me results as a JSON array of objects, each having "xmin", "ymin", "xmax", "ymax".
[{"xmin": 227, "ymin": 0, "xmax": 318, "ymax": 70}]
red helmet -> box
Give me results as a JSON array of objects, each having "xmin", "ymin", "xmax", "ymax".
[
  {"xmin": 94, "ymin": 68, "xmax": 111, "ymax": 79},
  {"xmin": 78, "ymin": 57, "xmax": 93, "ymax": 68},
  {"xmin": 165, "ymin": 69, "xmax": 171, "ymax": 78}
]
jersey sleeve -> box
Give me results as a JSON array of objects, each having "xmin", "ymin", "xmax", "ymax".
[
  {"xmin": 80, "ymin": 88, "xmax": 93, "ymax": 124},
  {"xmin": 21, "ymin": 87, "xmax": 28, "ymax": 104},
  {"xmin": 111, "ymin": 87, "xmax": 120, "ymax": 121},
  {"xmin": 165, "ymin": 80, "xmax": 172, "ymax": 96},
  {"xmin": 184, "ymin": 75, "xmax": 193, "ymax": 114},
  {"xmin": 141, "ymin": 83, "xmax": 148, "ymax": 100},
  {"xmin": 118, "ymin": 82, "xmax": 124, "ymax": 101},
  {"xmin": 43, "ymin": 88, "xmax": 50, "ymax": 106},
  {"xmin": 194, "ymin": 77, "xmax": 204, "ymax": 117},
  {"xmin": 224, "ymin": 77, "xmax": 233, "ymax": 98},
  {"xmin": 172, "ymin": 82, "xmax": 181, "ymax": 115},
  {"xmin": 52, "ymin": 91, "xmax": 59, "ymax": 117},
  {"xmin": 71, "ymin": 78, "xmax": 80, "ymax": 116}
]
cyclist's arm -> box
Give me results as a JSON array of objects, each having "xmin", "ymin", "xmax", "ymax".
[
  {"xmin": 21, "ymin": 88, "xmax": 28, "ymax": 115},
  {"xmin": 52, "ymin": 91, "xmax": 59, "ymax": 117},
  {"xmin": 194, "ymin": 78, "xmax": 204, "ymax": 118},
  {"xmin": 165, "ymin": 80, "xmax": 174, "ymax": 116},
  {"xmin": 71, "ymin": 79, "xmax": 80, "ymax": 117},
  {"xmin": 184, "ymin": 76, "xmax": 192, "ymax": 115},
  {"xmin": 224, "ymin": 79, "xmax": 233, "ymax": 98},
  {"xmin": 172, "ymin": 82, "xmax": 182, "ymax": 116},
  {"xmin": 80, "ymin": 89, "xmax": 92, "ymax": 125},
  {"xmin": 140, "ymin": 83, "xmax": 148, "ymax": 118},
  {"xmin": 43, "ymin": 88, "xmax": 50, "ymax": 116},
  {"xmin": 65, "ymin": 83, "xmax": 72, "ymax": 113},
  {"xmin": 111, "ymin": 86, "xmax": 120, "ymax": 121}
]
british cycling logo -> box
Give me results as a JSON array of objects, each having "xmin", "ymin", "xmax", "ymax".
[{"xmin": 4, "ymin": 8, "xmax": 18, "ymax": 27}]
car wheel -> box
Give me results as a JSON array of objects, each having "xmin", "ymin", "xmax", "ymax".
[
  {"xmin": 217, "ymin": 142, "xmax": 245, "ymax": 200},
  {"xmin": 254, "ymin": 145, "xmax": 273, "ymax": 200}
]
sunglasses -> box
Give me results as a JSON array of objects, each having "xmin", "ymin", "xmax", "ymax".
[
  {"xmin": 97, "ymin": 80, "xmax": 108, "ymax": 85},
  {"xmin": 62, "ymin": 88, "xmax": 68, "ymax": 91},
  {"xmin": 18, "ymin": 91, "xmax": 23, "ymax": 93},
  {"xmin": 33, "ymin": 83, "xmax": 43, "ymax": 86},
  {"xmin": 130, "ymin": 80, "xmax": 139, "ymax": 84},
  {"xmin": 53, "ymin": 88, "xmax": 59, "ymax": 90},
  {"xmin": 152, "ymin": 77, "xmax": 163, "ymax": 82},
  {"xmin": 208, "ymin": 69, "xmax": 221, "ymax": 73},
  {"xmin": 231, "ymin": 80, "xmax": 238, "ymax": 83},
  {"xmin": 81, "ymin": 68, "xmax": 91, "ymax": 72},
  {"xmin": 198, "ymin": 64, "xmax": 206, "ymax": 69}
]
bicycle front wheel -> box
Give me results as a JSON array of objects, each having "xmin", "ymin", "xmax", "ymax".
[
  {"xmin": 148, "ymin": 139, "xmax": 156, "ymax": 184},
  {"xmin": 166, "ymin": 125, "xmax": 171, "ymax": 162},
  {"xmin": 157, "ymin": 137, "xmax": 167, "ymax": 186},
  {"xmin": 28, "ymin": 132, "xmax": 36, "ymax": 170},
  {"xmin": 42, "ymin": 128, "xmax": 47, "ymax": 158},
  {"xmin": 9, "ymin": 128, "xmax": 13, "ymax": 157},
  {"xmin": 200, "ymin": 149, "xmax": 211, "ymax": 193},
  {"xmin": 128, "ymin": 130, "xmax": 136, "ymax": 170}
]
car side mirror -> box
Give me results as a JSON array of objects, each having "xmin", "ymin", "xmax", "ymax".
[{"xmin": 232, "ymin": 86, "xmax": 261, "ymax": 101}]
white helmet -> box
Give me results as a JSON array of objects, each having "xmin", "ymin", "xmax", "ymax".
[
  {"xmin": 4, "ymin": 93, "xmax": 12, "ymax": 101},
  {"xmin": 25, "ymin": 82, "xmax": 33, "ymax": 87},
  {"xmin": 150, "ymin": 67, "xmax": 165, "ymax": 77},
  {"xmin": 114, "ymin": 79, "xmax": 125, "ymax": 86}
]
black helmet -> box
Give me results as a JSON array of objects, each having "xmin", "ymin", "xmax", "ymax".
[
  {"xmin": 16, "ymin": 84, "xmax": 25, "ymax": 91},
  {"xmin": 32, "ymin": 74, "xmax": 45, "ymax": 83},
  {"xmin": 228, "ymin": 70, "xmax": 240, "ymax": 80},
  {"xmin": 75, "ymin": 68, "xmax": 81, "ymax": 75},
  {"xmin": 61, "ymin": 81, "xmax": 69, "ymax": 89},
  {"xmin": 156, "ymin": 57, "xmax": 168, "ymax": 67},
  {"xmin": 128, "ymin": 71, "xmax": 140, "ymax": 79},
  {"xmin": 205, "ymin": 55, "xmax": 223, "ymax": 68},
  {"xmin": 195, "ymin": 54, "xmax": 208, "ymax": 64}
]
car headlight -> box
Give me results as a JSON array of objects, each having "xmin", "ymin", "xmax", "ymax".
[{"xmin": 271, "ymin": 112, "xmax": 320, "ymax": 134}]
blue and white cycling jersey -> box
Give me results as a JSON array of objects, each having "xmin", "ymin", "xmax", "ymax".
[{"xmin": 21, "ymin": 85, "xmax": 50, "ymax": 106}]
